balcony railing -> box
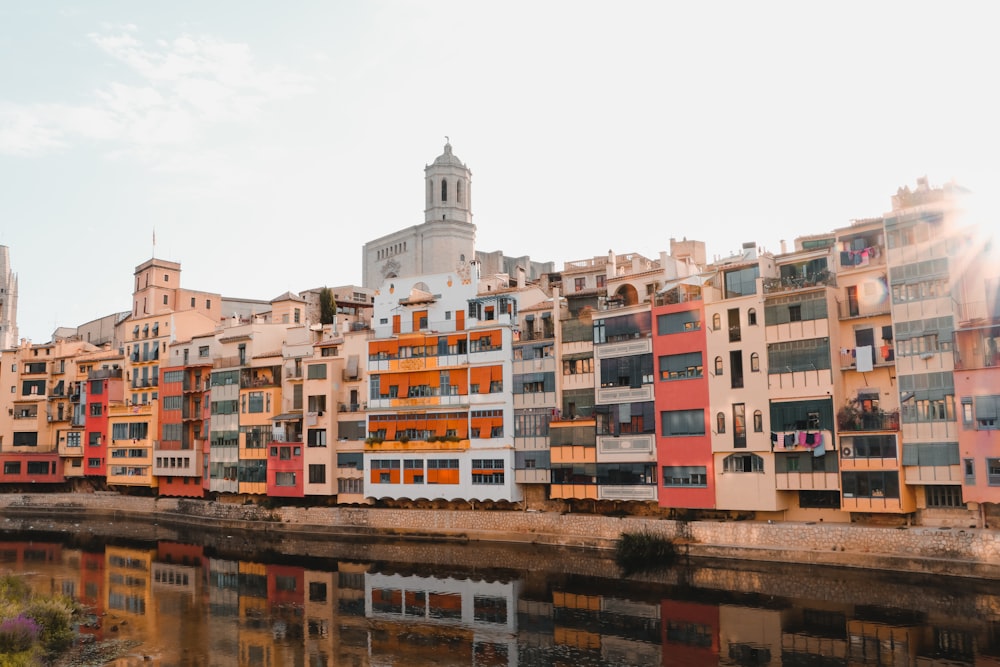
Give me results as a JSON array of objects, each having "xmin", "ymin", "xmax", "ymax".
[
  {"xmin": 837, "ymin": 410, "xmax": 900, "ymax": 432},
  {"xmin": 763, "ymin": 272, "xmax": 836, "ymax": 295},
  {"xmin": 339, "ymin": 403, "xmax": 366, "ymax": 413},
  {"xmin": 836, "ymin": 298, "xmax": 891, "ymax": 320}
]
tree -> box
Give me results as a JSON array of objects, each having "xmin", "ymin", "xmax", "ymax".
[{"xmin": 319, "ymin": 287, "xmax": 336, "ymax": 325}]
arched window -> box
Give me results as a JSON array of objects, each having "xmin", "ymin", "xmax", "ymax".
[
  {"xmin": 712, "ymin": 313, "xmax": 721, "ymax": 331},
  {"xmin": 753, "ymin": 410, "xmax": 763, "ymax": 432},
  {"xmin": 748, "ymin": 308, "xmax": 757, "ymax": 325},
  {"xmin": 441, "ymin": 179, "xmax": 448, "ymax": 202},
  {"xmin": 714, "ymin": 356, "xmax": 724, "ymax": 375},
  {"xmin": 457, "ymin": 179, "xmax": 464, "ymax": 204},
  {"xmin": 716, "ymin": 412, "xmax": 726, "ymax": 434},
  {"xmin": 750, "ymin": 352, "xmax": 760, "ymax": 372},
  {"xmin": 427, "ymin": 180, "xmax": 433, "ymax": 206}
]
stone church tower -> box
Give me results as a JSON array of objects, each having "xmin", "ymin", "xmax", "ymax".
[
  {"xmin": 0, "ymin": 245, "xmax": 18, "ymax": 348},
  {"xmin": 362, "ymin": 141, "xmax": 477, "ymax": 288}
]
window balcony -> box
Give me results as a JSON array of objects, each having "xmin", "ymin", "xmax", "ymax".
[{"xmin": 762, "ymin": 272, "xmax": 836, "ymax": 295}]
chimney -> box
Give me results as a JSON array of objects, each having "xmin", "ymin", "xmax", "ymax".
[
  {"xmin": 780, "ymin": 239, "xmax": 787, "ymax": 254},
  {"xmin": 517, "ymin": 266, "xmax": 526, "ymax": 288}
]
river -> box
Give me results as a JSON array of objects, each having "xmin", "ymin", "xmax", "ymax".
[{"xmin": 1, "ymin": 521, "xmax": 999, "ymax": 666}]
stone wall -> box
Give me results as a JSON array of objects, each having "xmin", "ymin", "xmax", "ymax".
[{"xmin": 1, "ymin": 493, "xmax": 998, "ymax": 578}]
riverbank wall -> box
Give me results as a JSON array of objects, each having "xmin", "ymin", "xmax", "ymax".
[{"xmin": 2, "ymin": 493, "xmax": 999, "ymax": 579}]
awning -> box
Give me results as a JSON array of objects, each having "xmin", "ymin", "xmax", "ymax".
[
  {"xmin": 271, "ymin": 412, "xmax": 303, "ymax": 422},
  {"xmin": 657, "ymin": 274, "xmax": 711, "ymax": 294}
]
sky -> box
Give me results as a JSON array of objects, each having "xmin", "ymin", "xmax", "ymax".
[{"xmin": 1, "ymin": 2, "xmax": 997, "ymax": 344}]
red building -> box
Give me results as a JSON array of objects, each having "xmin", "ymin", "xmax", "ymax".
[
  {"xmin": 267, "ymin": 441, "xmax": 305, "ymax": 498},
  {"xmin": 0, "ymin": 452, "xmax": 63, "ymax": 484},
  {"xmin": 155, "ymin": 365, "xmax": 208, "ymax": 497},
  {"xmin": 660, "ymin": 599, "xmax": 720, "ymax": 666},
  {"xmin": 83, "ymin": 369, "xmax": 123, "ymax": 479},
  {"xmin": 653, "ymin": 279, "xmax": 716, "ymax": 509}
]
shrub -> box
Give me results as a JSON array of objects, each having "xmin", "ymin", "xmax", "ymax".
[
  {"xmin": 0, "ymin": 615, "xmax": 39, "ymax": 653},
  {"xmin": 614, "ymin": 530, "xmax": 677, "ymax": 576},
  {"xmin": 24, "ymin": 597, "xmax": 75, "ymax": 652}
]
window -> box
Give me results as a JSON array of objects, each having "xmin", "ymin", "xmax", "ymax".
[
  {"xmin": 767, "ymin": 338, "xmax": 831, "ymax": 374},
  {"xmin": 662, "ymin": 466, "xmax": 707, "ymax": 487},
  {"xmin": 748, "ymin": 308, "xmax": 757, "ymax": 325},
  {"xmin": 4, "ymin": 461, "xmax": 21, "ymax": 475},
  {"xmin": 714, "ymin": 356, "xmax": 723, "ymax": 376},
  {"xmin": 974, "ymin": 395, "xmax": 1000, "ymax": 429},
  {"xmin": 661, "ymin": 409, "xmax": 705, "ymax": 437},
  {"xmin": 471, "ymin": 459, "xmax": 505, "ymax": 485},
  {"xmin": 902, "ymin": 442, "xmax": 959, "ymax": 466},
  {"xmin": 964, "ymin": 458, "xmax": 976, "ymax": 484},
  {"xmin": 199, "ymin": 346, "xmax": 209, "ymax": 358},
  {"xmin": 716, "ymin": 412, "xmax": 726, "ymax": 434},
  {"xmin": 733, "ymin": 404, "xmax": 746, "ymax": 447},
  {"xmin": 657, "ymin": 311, "xmax": 700, "ymax": 335},
  {"xmin": 275, "ymin": 472, "xmax": 296, "ymax": 487},
  {"xmin": 307, "ymin": 364, "xmax": 327, "ymax": 380},
  {"xmin": 247, "ymin": 392, "xmax": 265, "ymax": 413},
  {"xmin": 712, "ymin": 313, "xmax": 721, "ymax": 331},
  {"xmin": 925, "ymin": 485, "xmax": 963, "ymax": 508},
  {"xmin": 723, "ymin": 453, "xmax": 763, "ymax": 473},
  {"xmin": 750, "ymin": 353, "xmax": 760, "ymax": 372},
  {"xmin": 765, "ymin": 293, "xmax": 829, "ymax": 325},
  {"xmin": 308, "ymin": 465, "xmax": 326, "ymax": 484},
  {"xmin": 753, "ymin": 410, "xmax": 763, "ymax": 432},
  {"xmin": 724, "ymin": 266, "xmax": 760, "ymax": 298},
  {"xmin": 90, "ymin": 404, "xmax": 102, "ymax": 417},
  {"xmin": 66, "ymin": 432, "xmax": 82, "ymax": 448},
  {"xmin": 988, "ymin": 458, "xmax": 1000, "ymax": 486},
  {"xmin": 307, "ymin": 429, "xmax": 327, "ymax": 447},
  {"xmin": 338, "ymin": 477, "xmax": 363, "ymax": 494},
  {"xmin": 658, "ymin": 352, "xmax": 703, "ymax": 381},
  {"xmin": 575, "ymin": 277, "xmax": 586, "ymax": 292}
]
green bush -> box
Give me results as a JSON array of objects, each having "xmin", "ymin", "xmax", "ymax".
[{"xmin": 614, "ymin": 530, "xmax": 677, "ymax": 575}]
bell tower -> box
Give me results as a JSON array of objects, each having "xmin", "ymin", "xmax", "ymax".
[{"xmin": 424, "ymin": 140, "xmax": 472, "ymax": 224}]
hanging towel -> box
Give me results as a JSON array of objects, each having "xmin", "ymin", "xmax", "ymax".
[
  {"xmin": 856, "ymin": 345, "xmax": 874, "ymax": 372},
  {"xmin": 798, "ymin": 431, "xmax": 807, "ymax": 446},
  {"xmin": 771, "ymin": 432, "xmax": 778, "ymax": 444},
  {"xmin": 813, "ymin": 440, "xmax": 826, "ymax": 457},
  {"xmin": 784, "ymin": 433, "xmax": 795, "ymax": 446},
  {"xmin": 805, "ymin": 432, "xmax": 816, "ymax": 446}
]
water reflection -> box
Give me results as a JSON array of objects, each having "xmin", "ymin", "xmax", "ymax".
[{"xmin": 1, "ymin": 534, "xmax": 1000, "ymax": 666}]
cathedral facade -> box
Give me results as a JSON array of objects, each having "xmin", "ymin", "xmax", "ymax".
[{"xmin": 361, "ymin": 142, "xmax": 476, "ymax": 289}]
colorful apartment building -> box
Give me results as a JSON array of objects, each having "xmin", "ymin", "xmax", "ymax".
[
  {"xmin": 653, "ymin": 273, "xmax": 715, "ymax": 509},
  {"xmin": 952, "ymin": 220, "xmax": 1000, "ymax": 527},
  {"xmin": 707, "ymin": 245, "xmax": 779, "ymax": 513},
  {"xmin": 885, "ymin": 180, "xmax": 971, "ymax": 524},
  {"xmin": 364, "ymin": 267, "xmax": 521, "ymax": 503},
  {"xmin": 832, "ymin": 218, "xmax": 911, "ymax": 516},
  {"xmin": 765, "ymin": 237, "xmax": 843, "ymax": 521}
]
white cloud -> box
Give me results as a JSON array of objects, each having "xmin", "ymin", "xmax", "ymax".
[{"xmin": 0, "ymin": 27, "xmax": 313, "ymax": 160}]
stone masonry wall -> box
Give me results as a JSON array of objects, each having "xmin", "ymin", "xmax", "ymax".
[{"xmin": 1, "ymin": 493, "xmax": 998, "ymax": 578}]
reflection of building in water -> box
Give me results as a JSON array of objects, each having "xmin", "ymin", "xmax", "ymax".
[
  {"xmin": 780, "ymin": 603, "xmax": 849, "ymax": 665},
  {"xmin": 719, "ymin": 604, "xmax": 780, "ymax": 667},
  {"xmin": 335, "ymin": 562, "xmax": 370, "ymax": 666},
  {"xmin": 661, "ymin": 599, "xmax": 719, "ymax": 665},
  {"xmin": 267, "ymin": 563, "xmax": 306, "ymax": 666},
  {"xmin": 364, "ymin": 572, "xmax": 519, "ymax": 666},
  {"xmin": 551, "ymin": 590, "xmax": 662, "ymax": 666},
  {"xmin": 206, "ymin": 557, "xmax": 241, "ymax": 658},
  {"xmin": 151, "ymin": 542, "xmax": 207, "ymax": 663},
  {"xmin": 104, "ymin": 545, "xmax": 160, "ymax": 653},
  {"xmin": 303, "ymin": 568, "xmax": 337, "ymax": 667},
  {"xmin": 238, "ymin": 561, "xmax": 274, "ymax": 666}
]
